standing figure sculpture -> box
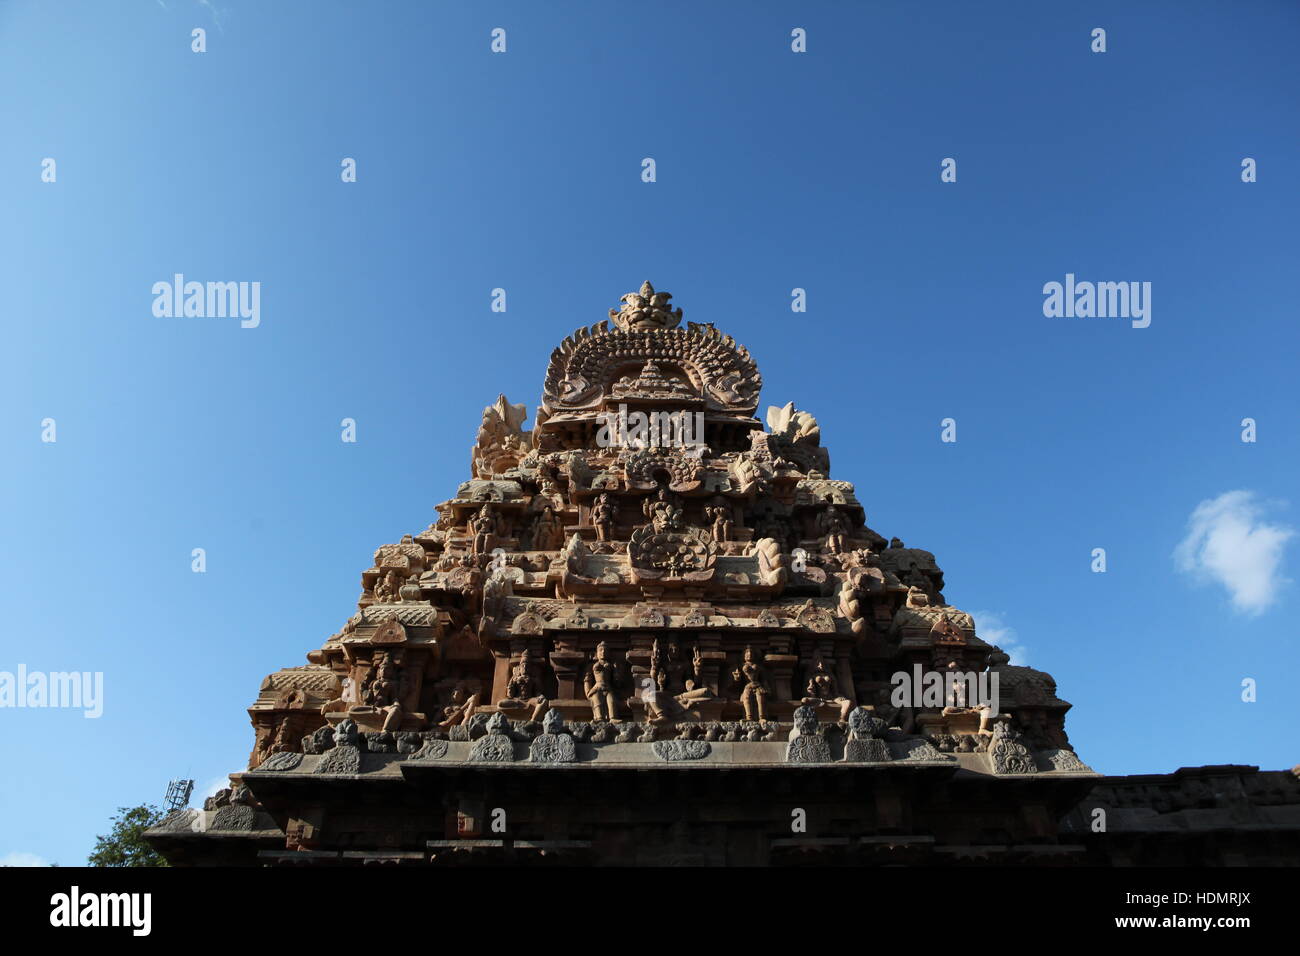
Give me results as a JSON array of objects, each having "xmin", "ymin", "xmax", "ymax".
[
  {"xmin": 470, "ymin": 503, "xmax": 501, "ymax": 555},
  {"xmin": 591, "ymin": 493, "xmax": 617, "ymax": 542},
  {"xmin": 583, "ymin": 641, "xmax": 622, "ymax": 721},
  {"xmin": 818, "ymin": 499, "xmax": 851, "ymax": 555},
  {"xmin": 731, "ymin": 645, "xmax": 771, "ymax": 722},
  {"xmin": 530, "ymin": 504, "xmax": 565, "ymax": 551},
  {"xmin": 705, "ymin": 499, "xmax": 733, "ymax": 543}
]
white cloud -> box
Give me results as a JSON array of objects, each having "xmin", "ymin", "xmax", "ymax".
[
  {"xmin": 970, "ymin": 610, "xmax": 1028, "ymax": 665},
  {"xmin": 1174, "ymin": 490, "xmax": 1294, "ymax": 615},
  {"xmin": 0, "ymin": 852, "xmax": 51, "ymax": 867},
  {"xmin": 197, "ymin": 0, "xmax": 228, "ymax": 32}
]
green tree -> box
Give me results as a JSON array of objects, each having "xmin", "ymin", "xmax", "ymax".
[{"xmin": 88, "ymin": 804, "xmax": 169, "ymax": 867}]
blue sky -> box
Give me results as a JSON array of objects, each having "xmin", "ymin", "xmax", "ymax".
[{"xmin": 2, "ymin": 0, "xmax": 1298, "ymax": 865}]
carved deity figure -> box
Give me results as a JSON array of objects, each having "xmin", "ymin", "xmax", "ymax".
[
  {"xmin": 731, "ymin": 646, "xmax": 771, "ymax": 722},
  {"xmin": 437, "ymin": 682, "xmax": 479, "ymax": 730},
  {"xmin": 256, "ymin": 716, "xmax": 294, "ymax": 762},
  {"xmin": 755, "ymin": 512, "xmax": 794, "ymax": 552},
  {"xmin": 641, "ymin": 641, "xmax": 712, "ymax": 723},
  {"xmin": 333, "ymin": 718, "xmax": 359, "ymax": 749},
  {"xmin": 372, "ymin": 569, "xmax": 401, "ymax": 604},
  {"xmin": 932, "ymin": 613, "xmax": 965, "ymax": 643},
  {"xmin": 269, "ymin": 717, "xmax": 294, "ymax": 753},
  {"xmin": 583, "ymin": 641, "xmax": 621, "ymax": 721},
  {"xmin": 705, "ymin": 499, "xmax": 733, "ymax": 543},
  {"xmin": 802, "ymin": 650, "xmax": 852, "ymax": 722},
  {"xmin": 363, "ymin": 652, "xmax": 400, "ymax": 708},
  {"xmin": 818, "ymin": 499, "xmax": 851, "ymax": 555},
  {"xmin": 500, "ymin": 654, "xmax": 550, "ymax": 720},
  {"xmin": 591, "ymin": 493, "xmax": 617, "ymax": 542},
  {"xmin": 470, "ymin": 503, "xmax": 501, "ymax": 555},
  {"xmin": 643, "ymin": 488, "xmax": 682, "ymax": 533},
  {"xmin": 530, "ymin": 504, "xmax": 565, "ymax": 551},
  {"xmin": 381, "ymin": 698, "xmax": 405, "ymax": 732}
]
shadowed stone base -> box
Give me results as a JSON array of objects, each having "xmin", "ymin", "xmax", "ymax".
[
  {"xmin": 843, "ymin": 738, "xmax": 891, "ymax": 762},
  {"xmin": 255, "ymin": 752, "xmax": 303, "ymax": 772},
  {"xmin": 653, "ymin": 739, "xmax": 711, "ymax": 761},
  {"xmin": 315, "ymin": 744, "xmax": 361, "ymax": 774},
  {"xmin": 786, "ymin": 735, "xmax": 832, "ymax": 763},
  {"xmin": 409, "ymin": 739, "xmax": 449, "ymax": 761},
  {"xmin": 469, "ymin": 734, "xmax": 515, "ymax": 762},
  {"xmin": 530, "ymin": 733, "xmax": 577, "ymax": 762}
]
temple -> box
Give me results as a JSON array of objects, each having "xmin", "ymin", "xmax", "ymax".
[{"xmin": 148, "ymin": 283, "xmax": 1300, "ymax": 866}]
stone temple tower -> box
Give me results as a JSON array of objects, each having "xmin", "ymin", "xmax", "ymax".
[{"xmin": 154, "ymin": 280, "xmax": 1229, "ymax": 867}]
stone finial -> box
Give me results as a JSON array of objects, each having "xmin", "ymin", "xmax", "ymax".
[
  {"xmin": 609, "ymin": 281, "xmax": 683, "ymax": 332},
  {"xmin": 766, "ymin": 402, "xmax": 821, "ymax": 445}
]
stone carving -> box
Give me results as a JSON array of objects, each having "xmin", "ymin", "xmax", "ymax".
[
  {"xmin": 817, "ymin": 499, "xmax": 851, "ymax": 555},
  {"xmin": 609, "ymin": 280, "xmax": 683, "ymax": 332},
  {"xmin": 988, "ymin": 722, "xmax": 1037, "ymax": 775},
  {"xmin": 437, "ymin": 682, "xmax": 479, "ymax": 731},
  {"xmin": 642, "ymin": 638, "xmax": 716, "ymax": 721},
  {"xmin": 469, "ymin": 712, "xmax": 516, "ymax": 762},
  {"xmin": 801, "ymin": 650, "xmax": 852, "ymax": 722},
  {"xmin": 224, "ymin": 279, "xmax": 1093, "ymax": 858},
  {"xmin": 498, "ymin": 653, "xmax": 549, "ymax": 720},
  {"xmin": 842, "ymin": 708, "xmax": 891, "ymax": 762},
  {"xmin": 471, "ymin": 394, "xmax": 530, "ymax": 479},
  {"xmin": 1041, "ymin": 748, "xmax": 1093, "ymax": 773},
  {"xmin": 469, "ymin": 503, "xmax": 503, "ymax": 555},
  {"xmin": 301, "ymin": 725, "xmax": 334, "ymax": 755},
  {"xmin": 255, "ymin": 751, "xmax": 303, "ymax": 772},
  {"xmin": 765, "ymin": 402, "xmax": 830, "ymax": 474},
  {"xmin": 785, "ymin": 704, "xmax": 832, "ymax": 763},
  {"xmin": 898, "ymin": 738, "xmax": 947, "ymax": 762},
  {"xmin": 362, "ymin": 651, "xmax": 401, "ymax": 708},
  {"xmin": 705, "ymin": 497, "xmax": 733, "ymax": 543},
  {"xmin": 408, "ymin": 737, "xmax": 450, "ymax": 761},
  {"xmin": 627, "ymin": 519, "xmax": 718, "ymax": 582},
  {"xmin": 542, "ymin": 310, "xmax": 761, "ymax": 415},
  {"xmin": 529, "ymin": 504, "xmax": 566, "ymax": 552},
  {"xmin": 529, "ymin": 707, "xmax": 577, "ymax": 763},
  {"xmin": 314, "ymin": 719, "xmax": 362, "ymax": 774},
  {"xmin": 653, "ymin": 739, "xmax": 712, "ymax": 761},
  {"xmin": 731, "ymin": 646, "xmax": 771, "ymax": 722},
  {"xmin": 583, "ymin": 641, "xmax": 623, "ymax": 720},
  {"xmin": 591, "ymin": 493, "xmax": 617, "ymax": 542},
  {"xmin": 753, "ymin": 537, "xmax": 789, "ymax": 588}
]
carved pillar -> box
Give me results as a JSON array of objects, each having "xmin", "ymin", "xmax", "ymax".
[
  {"xmin": 492, "ymin": 640, "xmax": 522, "ymax": 703},
  {"xmin": 765, "ymin": 651, "xmax": 798, "ymax": 703},
  {"xmin": 625, "ymin": 632, "xmax": 656, "ymax": 699},
  {"xmin": 549, "ymin": 640, "xmax": 585, "ymax": 700}
]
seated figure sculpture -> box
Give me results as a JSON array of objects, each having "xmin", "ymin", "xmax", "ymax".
[
  {"xmin": 801, "ymin": 649, "xmax": 852, "ymax": 722},
  {"xmin": 498, "ymin": 654, "xmax": 549, "ymax": 721},
  {"xmin": 643, "ymin": 639, "xmax": 716, "ymax": 722},
  {"xmin": 437, "ymin": 682, "xmax": 480, "ymax": 731}
]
